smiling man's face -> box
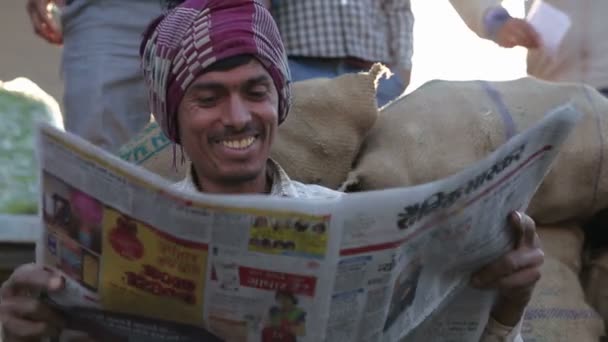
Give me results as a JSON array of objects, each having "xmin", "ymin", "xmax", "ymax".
[{"xmin": 177, "ymin": 57, "xmax": 279, "ymax": 193}]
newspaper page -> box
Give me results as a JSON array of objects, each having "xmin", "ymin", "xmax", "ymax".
[
  {"xmin": 35, "ymin": 103, "xmax": 581, "ymax": 342},
  {"xmin": 323, "ymin": 103, "xmax": 582, "ymax": 342},
  {"xmin": 37, "ymin": 127, "xmax": 343, "ymax": 341}
]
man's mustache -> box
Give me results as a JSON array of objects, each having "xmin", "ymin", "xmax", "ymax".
[{"xmin": 208, "ymin": 123, "xmax": 264, "ymax": 142}]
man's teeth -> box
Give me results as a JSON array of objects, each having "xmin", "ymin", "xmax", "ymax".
[{"xmin": 222, "ymin": 137, "xmax": 255, "ymax": 149}]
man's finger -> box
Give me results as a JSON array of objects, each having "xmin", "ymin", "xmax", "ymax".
[
  {"xmin": 38, "ymin": 22, "xmax": 56, "ymax": 42},
  {"xmin": 0, "ymin": 314, "xmax": 58, "ymax": 340},
  {"xmin": 28, "ymin": 5, "xmax": 45, "ymax": 35},
  {"xmin": 27, "ymin": 0, "xmax": 62, "ymax": 44},
  {"xmin": 510, "ymin": 212, "xmax": 537, "ymax": 248},
  {"xmin": 521, "ymin": 22, "xmax": 542, "ymax": 48},
  {"xmin": 509, "ymin": 212, "xmax": 538, "ymax": 249},
  {"xmin": 471, "ymin": 248, "xmax": 544, "ymax": 288},
  {"xmin": 41, "ymin": 24, "xmax": 63, "ymax": 44},
  {"xmin": 1, "ymin": 297, "xmax": 65, "ymax": 329},
  {"xmin": 29, "ymin": 8, "xmax": 59, "ymax": 43},
  {"xmin": 516, "ymin": 32, "xmax": 534, "ymax": 48},
  {"xmin": 495, "ymin": 267, "xmax": 541, "ymax": 292},
  {"xmin": 1, "ymin": 265, "xmax": 64, "ymax": 298},
  {"xmin": 505, "ymin": 20, "xmax": 541, "ymax": 49},
  {"xmin": 510, "ymin": 23, "xmax": 527, "ymax": 38},
  {"xmin": 521, "ymin": 214, "xmax": 539, "ymax": 247},
  {"xmin": 35, "ymin": 15, "xmax": 61, "ymax": 43},
  {"xmin": 512, "ymin": 25, "xmax": 536, "ymax": 48},
  {"xmin": 508, "ymin": 211, "xmax": 526, "ymax": 249},
  {"xmin": 34, "ymin": 0, "xmax": 55, "ymax": 29},
  {"xmin": 499, "ymin": 38, "xmax": 516, "ymax": 48},
  {"xmin": 519, "ymin": 32, "xmax": 536, "ymax": 49}
]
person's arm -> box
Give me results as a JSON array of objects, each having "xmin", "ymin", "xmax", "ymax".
[
  {"xmin": 383, "ymin": 0, "xmax": 414, "ymax": 90},
  {"xmin": 471, "ymin": 212, "xmax": 543, "ymax": 342},
  {"xmin": 449, "ymin": 0, "xmax": 540, "ymax": 49},
  {"xmin": 449, "ymin": 0, "xmax": 503, "ymax": 39}
]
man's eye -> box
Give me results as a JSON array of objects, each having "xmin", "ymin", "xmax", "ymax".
[
  {"xmin": 248, "ymin": 90, "xmax": 268, "ymax": 100},
  {"xmin": 197, "ymin": 97, "xmax": 217, "ymax": 106},
  {"xmin": 250, "ymin": 91, "xmax": 266, "ymax": 98}
]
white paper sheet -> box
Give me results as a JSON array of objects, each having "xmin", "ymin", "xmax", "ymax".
[{"xmin": 526, "ymin": 0, "xmax": 571, "ymax": 56}]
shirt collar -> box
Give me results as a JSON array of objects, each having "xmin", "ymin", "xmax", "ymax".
[{"xmin": 183, "ymin": 159, "xmax": 298, "ymax": 197}]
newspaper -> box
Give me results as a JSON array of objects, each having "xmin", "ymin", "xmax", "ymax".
[{"xmin": 35, "ymin": 103, "xmax": 581, "ymax": 342}]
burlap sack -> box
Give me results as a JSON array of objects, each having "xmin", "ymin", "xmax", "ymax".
[
  {"xmin": 581, "ymin": 209, "xmax": 608, "ymax": 328},
  {"xmin": 522, "ymin": 225, "xmax": 605, "ymax": 341},
  {"xmin": 523, "ymin": 258, "xmax": 605, "ymax": 341},
  {"xmin": 117, "ymin": 65, "xmax": 385, "ymax": 188},
  {"xmin": 538, "ymin": 224, "xmax": 585, "ymax": 273},
  {"xmin": 584, "ymin": 250, "xmax": 608, "ymax": 330},
  {"xmin": 345, "ymin": 77, "xmax": 608, "ymax": 224}
]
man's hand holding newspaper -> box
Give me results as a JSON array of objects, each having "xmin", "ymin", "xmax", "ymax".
[
  {"xmin": 471, "ymin": 212, "xmax": 543, "ymax": 328},
  {"xmin": 0, "ymin": 264, "xmax": 65, "ymax": 340}
]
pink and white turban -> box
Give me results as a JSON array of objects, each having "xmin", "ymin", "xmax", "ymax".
[{"xmin": 140, "ymin": 0, "xmax": 291, "ymax": 143}]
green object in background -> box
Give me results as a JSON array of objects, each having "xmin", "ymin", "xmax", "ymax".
[{"xmin": 0, "ymin": 78, "xmax": 63, "ymax": 215}]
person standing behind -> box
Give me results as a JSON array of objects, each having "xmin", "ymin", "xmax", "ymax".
[
  {"xmin": 26, "ymin": 0, "xmax": 164, "ymax": 151},
  {"xmin": 269, "ymin": 0, "xmax": 414, "ymax": 106},
  {"xmin": 449, "ymin": 0, "xmax": 608, "ymax": 97}
]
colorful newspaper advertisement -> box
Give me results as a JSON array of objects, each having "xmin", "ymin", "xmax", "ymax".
[{"xmin": 35, "ymin": 103, "xmax": 582, "ymax": 341}]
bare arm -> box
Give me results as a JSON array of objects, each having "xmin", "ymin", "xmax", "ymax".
[
  {"xmin": 449, "ymin": 0, "xmax": 540, "ymax": 49},
  {"xmin": 449, "ymin": 0, "xmax": 502, "ymax": 39}
]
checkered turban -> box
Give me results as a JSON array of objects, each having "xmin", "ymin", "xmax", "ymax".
[{"xmin": 140, "ymin": 0, "xmax": 291, "ymax": 143}]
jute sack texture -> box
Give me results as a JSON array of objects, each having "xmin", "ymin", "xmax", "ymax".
[
  {"xmin": 346, "ymin": 77, "xmax": 608, "ymax": 225},
  {"xmin": 522, "ymin": 225, "xmax": 605, "ymax": 341},
  {"xmin": 583, "ymin": 245, "xmax": 608, "ymax": 332}
]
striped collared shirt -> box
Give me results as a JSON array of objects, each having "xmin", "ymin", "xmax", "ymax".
[{"xmin": 174, "ymin": 159, "xmax": 340, "ymax": 199}]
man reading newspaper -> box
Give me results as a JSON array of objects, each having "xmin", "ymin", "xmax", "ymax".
[{"xmin": 0, "ymin": 0, "xmax": 543, "ymax": 341}]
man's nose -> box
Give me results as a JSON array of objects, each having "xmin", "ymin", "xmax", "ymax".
[{"xmin": 222, "ymin": 95, "xmax": 251, "ymax": 130}]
